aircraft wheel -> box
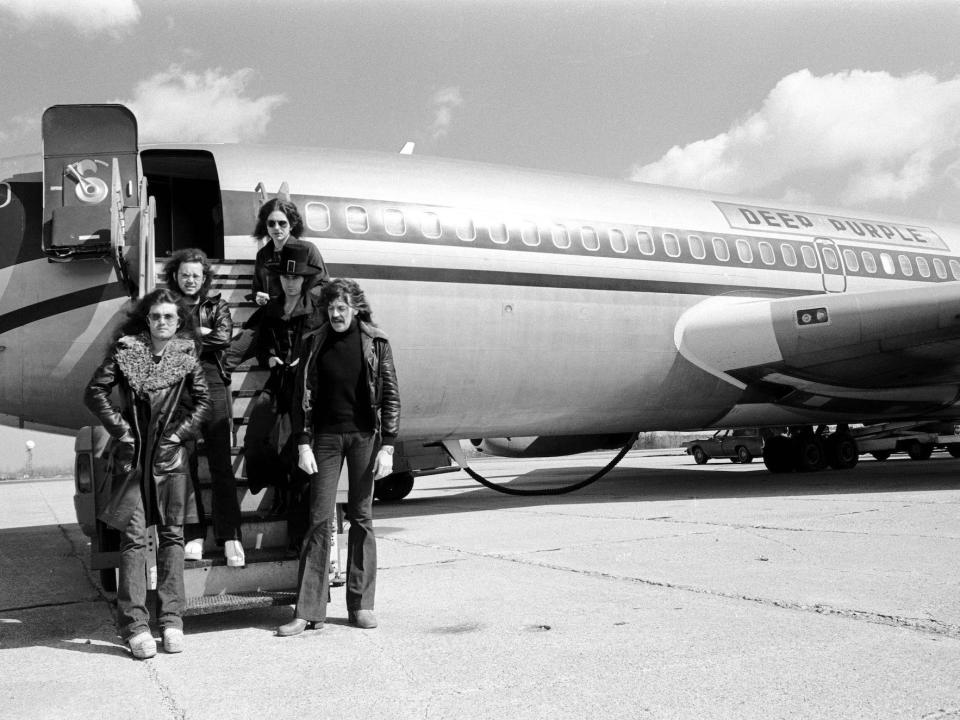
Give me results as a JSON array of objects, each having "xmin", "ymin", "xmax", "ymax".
[
  {"xmin": 691, "ymin": 447, "xmax": 709, "ymax": 465},
  {"xmin": 870, "ymin": 451, "xmax": 891, "ymax": 461},
  {"xmin": 827, "ymin": 433, "xmax": 859, "ymax": 470},
  {"xmin": 905, "ymin": 441, "xmax": 934, "ymax": 461},
  {"xmin": 948, "ymin": 444, "xmax": 960, "ymax": 459},
  {"xmin": 374, "ymin": 471, "xmax": 415, "ymax": 502},
  {"xmin": 735, "ymin": 446, "xmax": 754, "ymax": 464},
  {"xmin": 793, "ymin": 435, "xmax": 826, "ymax": 472},
  {"xmin": 762, "ymin": 436, "xmax": 794, "ymax": 473}
]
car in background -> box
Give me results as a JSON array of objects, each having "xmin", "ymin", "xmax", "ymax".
[{"xmin": 683, "ymin": 429, "xmax": 765, "ymax": 465}]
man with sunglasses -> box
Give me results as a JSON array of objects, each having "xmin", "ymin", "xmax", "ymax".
[{"xmin": 252, "ymin": 199, "xmax": 328, "ymax": 307}]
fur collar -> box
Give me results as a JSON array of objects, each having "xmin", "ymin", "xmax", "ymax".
[{"xmin": 114, "ymin": 333, "xmax": 198, "ymax": 393}]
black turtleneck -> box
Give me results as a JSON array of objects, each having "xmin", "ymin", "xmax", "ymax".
[{"xmin": 314, "ymin": 319, "xmax": 374, "ymax": 434}]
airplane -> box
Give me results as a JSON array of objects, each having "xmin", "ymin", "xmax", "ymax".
[{"xmin": 4, "ymin": 102, "xmax": 960, "ymax": 487}]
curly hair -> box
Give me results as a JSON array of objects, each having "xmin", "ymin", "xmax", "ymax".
[
  {"xmin": 253, "ymin": 198, "xmax": 304, "ymax": 240},
  {"xmin": 162, "ymin": 248, "xmax": 213, "ymax": 297},
  {"xmin": 319, "ymin": 278, "xmax": 374, "ymax": 324},
  {"xmin": 119, "ymin": 287, "xmax": 197, "ymax": 341}
]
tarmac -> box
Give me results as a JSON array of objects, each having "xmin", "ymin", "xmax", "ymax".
[{"xmin": 1, "ymin": 450, "xmax": 959, "ymax": 720}]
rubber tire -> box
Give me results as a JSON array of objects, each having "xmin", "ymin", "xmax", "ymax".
[
  {"xmin": 762, "ymin": 436, "xmax": 794, "ymax": 473},
  {"xmin": 736, "ymin": 446, "xmax": 754, "ymax": 464},
  {"xmin": 948, "ymin": 444, "xmax": 960, "ymax": 459},
  {"xmin": 374, "ymin": 471, "xmax": 415, "ymax": 502},
  {"xmin": 827, "ymin": 434, "xmax": 859, "ymax": 470},
  {"xmin": 905, "ymin": 441, "xmax": 934, "ymax": 461},
  {"xmin": 794, "ymin": 435, "xmax": 827, "ymax": 472},
  {"xmin": 870, "ymin": 451, "xmax": 891, "ymax": 462},
  {"xmin": 692, "ymin": 447, "xmax": 709, "ymax": 465}
]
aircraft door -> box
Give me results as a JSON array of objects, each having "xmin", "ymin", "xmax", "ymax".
[
  {"xmin": 815, "ymin": 237, "xmax": 846, "ymax": 293},
  {"xmin": 41, "ymin": 105, "xmax": 139, "ymax": 261}
]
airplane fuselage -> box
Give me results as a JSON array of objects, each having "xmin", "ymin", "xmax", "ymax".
[{"xmin": 4, "ymin": 134, "xmax": 960, "ymax": 440}]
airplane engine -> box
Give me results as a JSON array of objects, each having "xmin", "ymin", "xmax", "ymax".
[{"xmin": 468, "ymin": 434, "xmax": 634, "ymax": 458}]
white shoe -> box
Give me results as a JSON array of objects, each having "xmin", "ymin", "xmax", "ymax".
[
  {"xmin": 225, "ymin": 540, "xmax": 245, "ymax": 567},
  {"xmin": 162, "ymin": 627, "xmax": 184, "ymax": 653},
  {"xmin": 128, "ymin": 631, "xmax": 157, "ymax": 660},
  {"xmin": 184, "ymin": 538, "xmax": 204, "ymax": 561}
]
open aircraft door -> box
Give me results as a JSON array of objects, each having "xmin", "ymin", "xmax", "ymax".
[
  {"xmin": 814, "ymin": 236, "xmax": 846, "ymax": 293},
  {"xmin": 41, "ymin": 104, "xmax": 142, "ymax": 292}
]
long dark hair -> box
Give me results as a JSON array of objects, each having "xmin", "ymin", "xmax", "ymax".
[
  {"xmin": 118, "ymin": 287, "xmax": 196, "ymax": 340},
  {"xmin": 253, "ymin": 198, "xmax": 304, "ymax": 240},
  {"xmin": 319, "ymin": 278, "xmax": 374, "ymax": 325},
  {"xmin": 163, "ymin": 248, "xmax": 213, "ymax": 297}
]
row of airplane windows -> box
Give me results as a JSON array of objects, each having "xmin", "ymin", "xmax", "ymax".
[{"xmin": 303, "ymin": 201, "xmax": 960, "ymax": 281}]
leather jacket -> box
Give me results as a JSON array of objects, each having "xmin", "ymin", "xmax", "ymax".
[
  {"xmin": 194, "ymin": 293, "xmax": 232, "ymax": 383},
  {"xmin": 293, "ymin": 320, "xmax": 400, "ymax": 446},
  {"xmin": 84, "ymin": 333, "xmax": 211, "ymax": 529}
]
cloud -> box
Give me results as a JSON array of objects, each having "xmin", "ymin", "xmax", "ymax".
[
  {"xmin": 118, "ymin": 66, "xmax": 287, "ymax": 144},
  {"xmin": 0, "ymin": 0, "xmax": 140, "ymax": 33},
  {"xmin": 427, "ymin": 86, "xmax": 464, "ymax": 142},
  {"xmin": 629, "ymin": 69, "xmax": 960, "ymax": 213}
]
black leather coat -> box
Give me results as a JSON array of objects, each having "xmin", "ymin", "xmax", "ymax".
[
  {"xmin": 84, "ymin": 334, "xmax": 211, "ymax": 529},
  {"xmin": 293, "ymin": 320, "xmax": 400, "ymax": 446},
  {"xmin": 194, "ymin": 293, "xmax": 233, "ymax": 383}
]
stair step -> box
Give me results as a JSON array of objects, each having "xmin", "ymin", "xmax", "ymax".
[{"xmin": 183, "ymin": 590, "xmax": 296, "ymax": 617}]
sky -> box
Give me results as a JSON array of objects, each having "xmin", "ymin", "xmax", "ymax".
[{"xmin": 3, "ymin": 0, "xmax": 960, "ymax": 470}]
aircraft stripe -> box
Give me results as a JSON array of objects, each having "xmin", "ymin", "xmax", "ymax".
[{"xmin": 0, "ymin": 282, "xmax": 127, "ymax": 335}]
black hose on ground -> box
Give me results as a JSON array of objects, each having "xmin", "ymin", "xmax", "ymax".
[{"xmin": 462, "ymin": 432, "xmax": 640, "ymax": 496}]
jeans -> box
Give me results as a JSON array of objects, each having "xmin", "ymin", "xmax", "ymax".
[
  {"xmin": 117, "ymin": 496, "xmax": 184, "ymax": 640},
  {"xmin": 188, "ymin": 372, "xmax": 242, "ymax": 543},
  {"xmin": 294, "ymin": 431, "xmax": 377, "ymax": 622}
]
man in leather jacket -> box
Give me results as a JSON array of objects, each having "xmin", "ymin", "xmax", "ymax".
[{"xmin": 277, "ymin": 278, "xmax": 400, "ymax": 636}]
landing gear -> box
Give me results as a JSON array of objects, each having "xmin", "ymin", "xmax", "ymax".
[{"xmin": 763, "ymin": 426, "xmax": 858, "ymax": 473}]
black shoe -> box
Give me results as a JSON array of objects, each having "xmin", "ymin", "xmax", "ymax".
[
  {"xmin": 348, "ymin": 610, "xmax": 378, "ymax": 629},
  {"xmin": 277, "ymin": 618, "xmax": 320, "ymax": 636}
]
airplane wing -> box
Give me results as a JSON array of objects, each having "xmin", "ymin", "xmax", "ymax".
[{"xmin": 675, "ymin": 282, "xmax": 960, "ymax": 416}]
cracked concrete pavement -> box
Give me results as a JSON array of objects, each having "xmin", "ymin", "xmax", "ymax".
[{"xmin": 1, "ymin": 452, "xmax": 959, "ymax": 719}]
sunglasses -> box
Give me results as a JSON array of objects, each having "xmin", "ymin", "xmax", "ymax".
[
  {"xmin": 148, "ymin": 312, "xmax": 178, "ymax": 324},
  {"xmin": 267, "ymin": 220, "xmax": 289, "ymax": 228}
]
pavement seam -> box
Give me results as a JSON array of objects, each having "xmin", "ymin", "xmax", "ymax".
[
  {"xmin": 144, "ymin": 663, "xmax": 188, "ymax": 720},
  {"xmin": 384, "ymin": 536, "xmax": 960, "ymax": 640}
]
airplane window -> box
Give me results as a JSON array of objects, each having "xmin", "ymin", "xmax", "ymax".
[
  {"xmin": 520, "ymin": 221, "xmax": 539, "ymax": 247},
  {"xmin": 758, "ymin": 241, "xmax": 775, "ymax": 265},
  {"xmin": 637, "ymin": 230, "xmax": 655, "ymax": 255},
  {"xmin": 456, "ymin": 216, "xmax": 476, "ymax": 241},
  {"xmin": 383, "ymin": 208, "xmax": 405, "ymax": 236},
  {"xmin": 780, "ymin": 243, "xmax": 798, "ymax": 267},
  {"xmin": 0, "ymin": 182, "xmax": 9, "ymax": 209},
  {"xmin": 842, "ymin": 249, "xmax": 860, "ymax": 272},
  {"xmin": 346, "ymin": 205, "xmax": 369, "ymax": 233},
  {"xmin": 551, "ymin": 224, "xmax": 571, "ymax": 249},
  {"xmin": 933, "ymin": 257, "xmax": 948, "ymax": 279},
  {"xmin": 580, "ymin": 226, "xmax": 600, "ymax": 251},
  {"xmin": 800, "ymin": 245, "xmax": 818, "ymax": 269},
  {"xmin": 916, "ymin": 256, "xmax": 931, "ymax": 278},
  {"xmin": 489, "ymin": 222, "xmax": 508, "ymax": 244},
  {"xmin": 880, "ymin": 253, "xmax": 896, "ymax": 274},
  {"xmin": 861, "ymin": 251, "xmax": 878, "ymax": 274},
  {"xmin": 735, "ymin": 239, "xmax": 753, "ymax": 263},
  {"xmin": 713, "ymin": 237, "xmax": 730, "ymax": 261},
  {"xmin": 605, "ymin": 227, "xmax": 625, "ymax": 253},
  {"xmin": 421, "ymin": 211, "xmax": 442, "ymax": 239},
  {"xmin": 663, "ymin": 232, "xmax": 681, "ymax": 257},
  {"xmin": 821, "ymin": 246, "xmax": 840, "ymax": 270},
  {"xmin": 950, "ymin": 259, "xmax": 960, "ymax": 280},
  {"xmin": 688, "ymin": 234, "xmax": 706, "ymax": 259},
  {"xmin": 897, "ymin": 255, "xmax": 914, "ymax": 277},
  {"xmin": 304, "ymin": 202, "xmax": 331, "ymax": 232}
]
